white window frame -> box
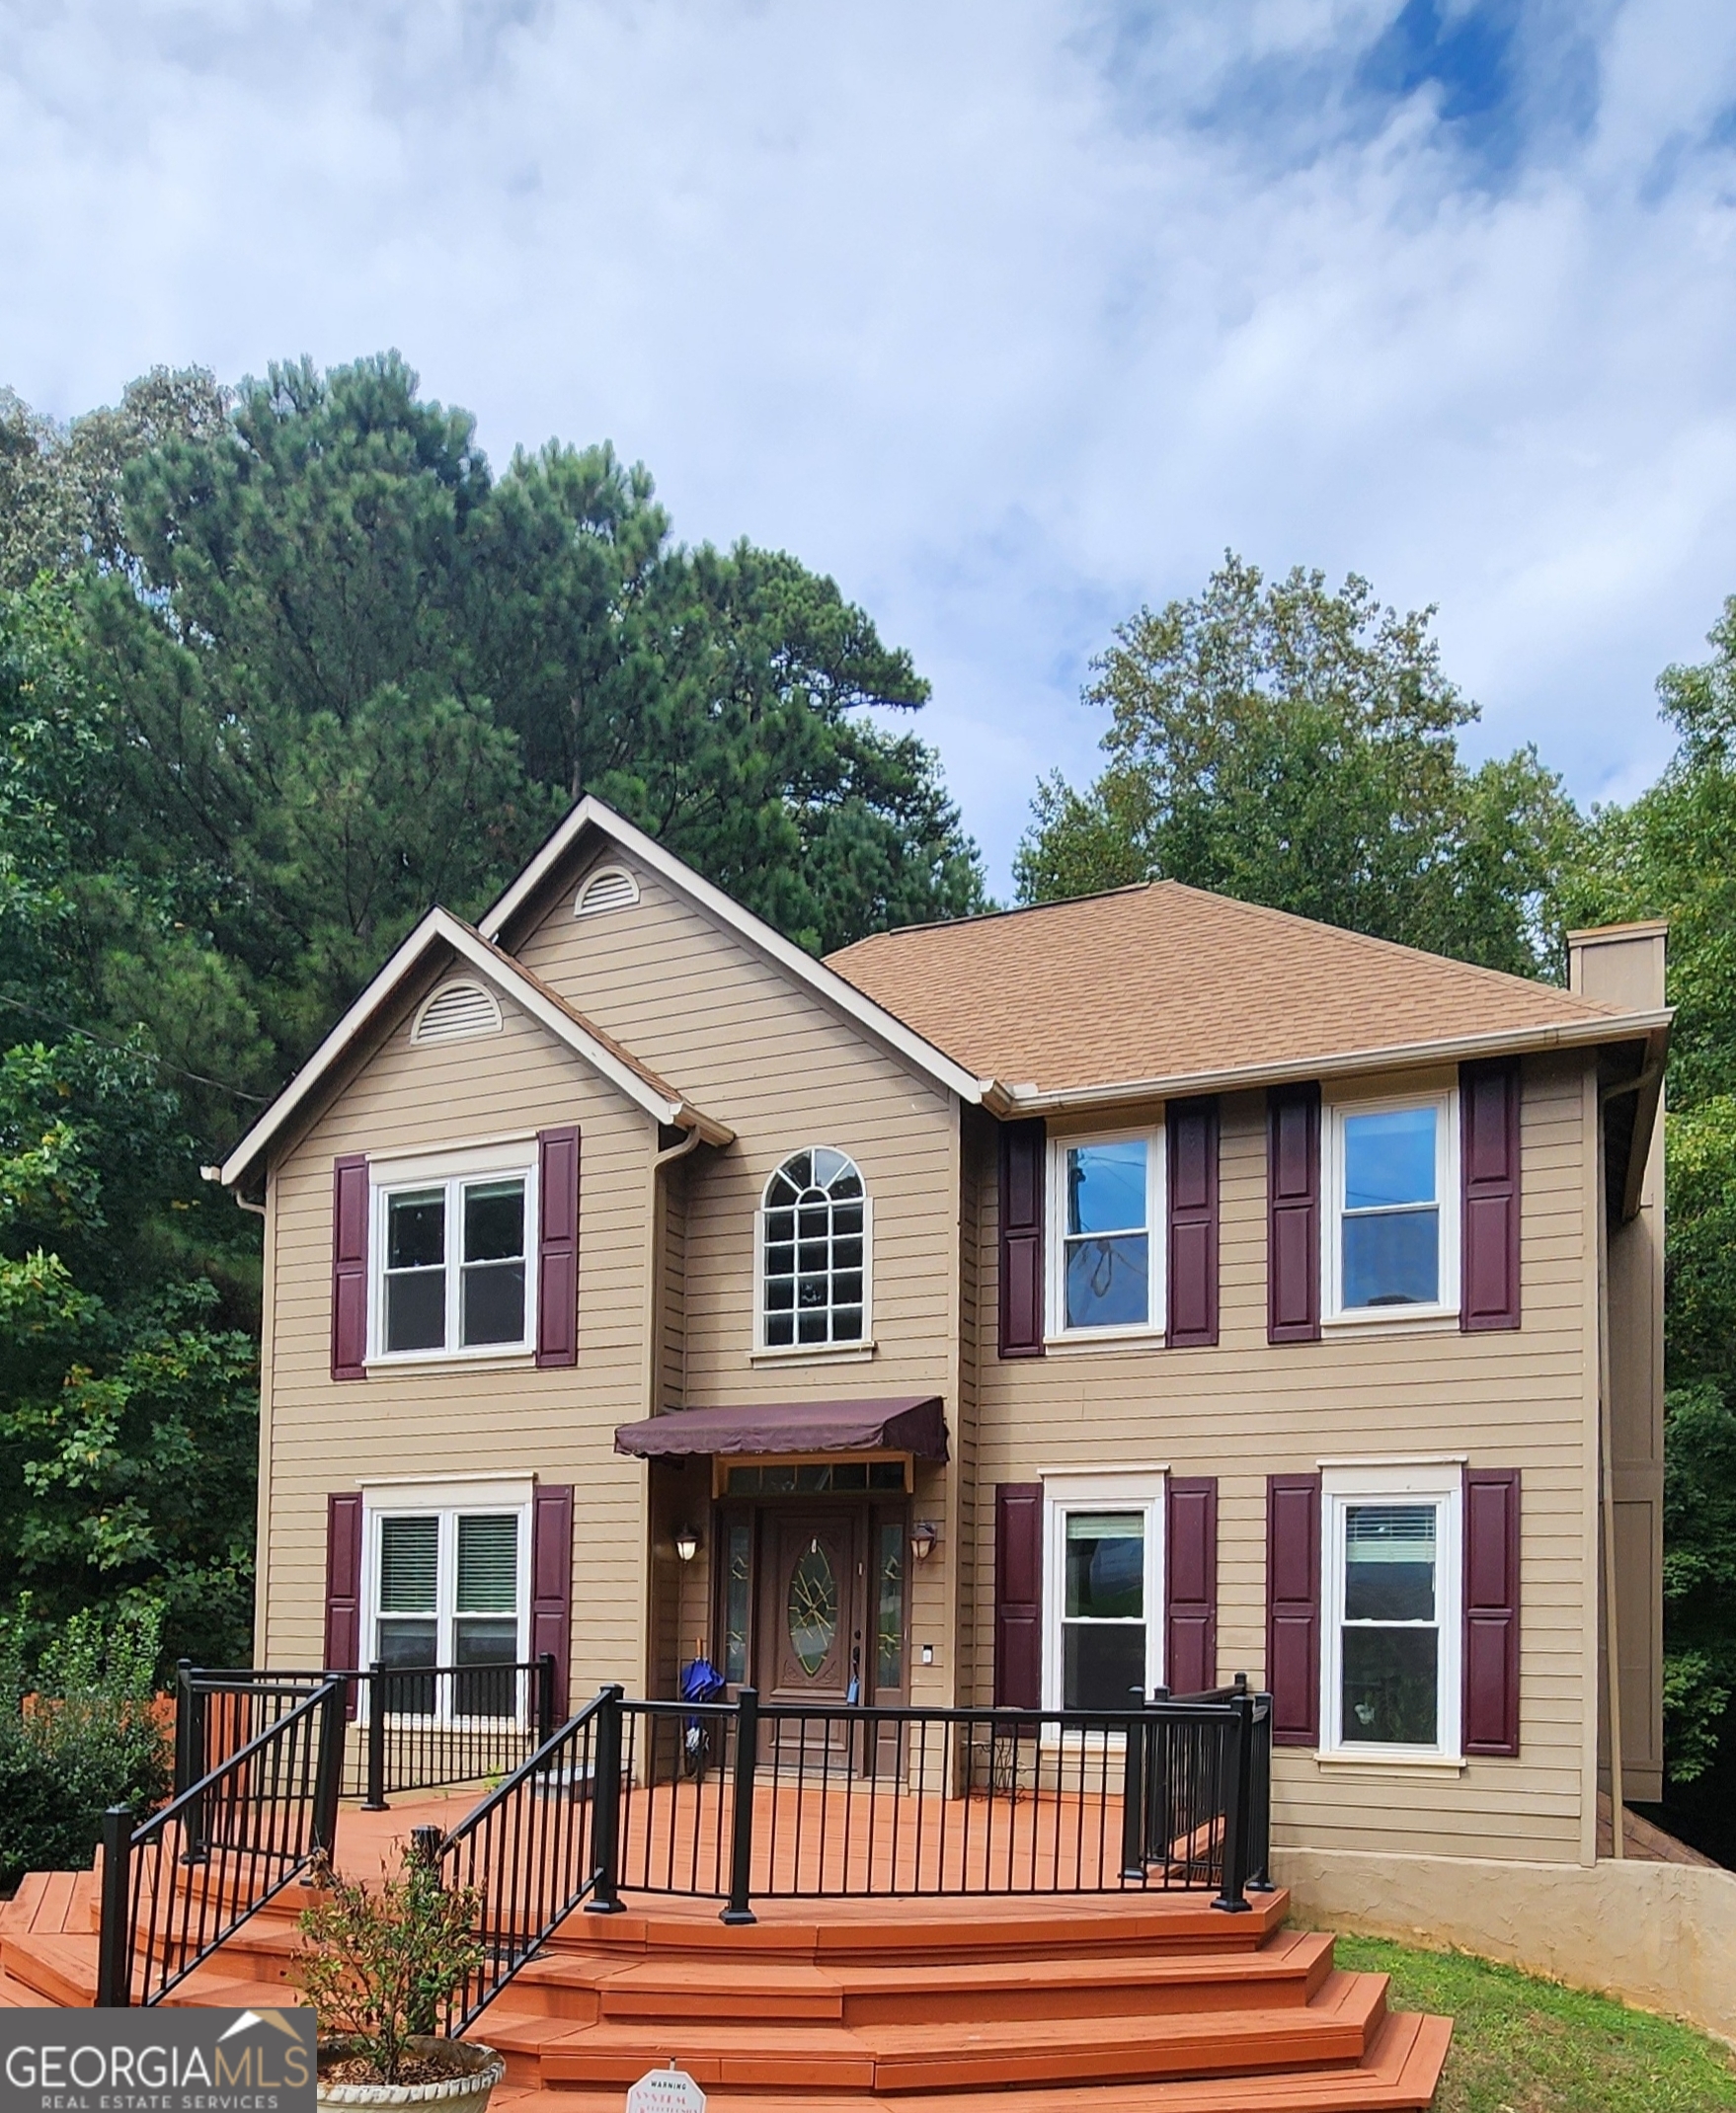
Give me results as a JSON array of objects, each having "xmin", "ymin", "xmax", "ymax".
[
  {"xmin": 1322, "ymin": 1089, "xmax": 1459, "ymax": 1326},
  {"xmin": 1319, "ymin": 1461, "xmax": 1462, "ymax": 1763},
  {"xmin": 360, "ymin": 1479, "xmax": 533, "ymax": 1728},
  {"xmin": 367, "ymin": 1141, "xmax": 539, "ymax": 1366},
  {"xmin": 1041, "ymin": 1471, "xmax": 1167, "ymax": 1713},
  {"xmin": 1046, "ymin": 1126, "xmax": 1166, "ymax": 1344},
  {"xmin": 752, "ymin": 1147, "xmax": 875, "ymax": 1358}
]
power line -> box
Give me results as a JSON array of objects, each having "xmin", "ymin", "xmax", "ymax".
[{"xmin": 0, "ymin": 992, "xmax": 273, "ymax": 1103}]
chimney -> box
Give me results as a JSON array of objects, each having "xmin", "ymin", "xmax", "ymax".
[{"xmin": 1567, "ymin": 920, "xmax": 1667, "ymax": 1012}]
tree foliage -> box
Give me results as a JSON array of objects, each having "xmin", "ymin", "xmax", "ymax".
[
  {"xmin": 80, "ymin": 352, "xmax": 982, "ymax": 1085},
  {"xmin": 1016, "ymin": 555, "xmax": 1572, "ymax": 975}
]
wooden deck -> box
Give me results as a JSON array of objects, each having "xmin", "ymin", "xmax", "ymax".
[{"xmin": 0, "ymin": 1785, "xmax": 1452, "ymax": 2110}]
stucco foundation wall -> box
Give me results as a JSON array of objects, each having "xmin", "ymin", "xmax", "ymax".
[{"xmin": 1277, "ymin": 1844, "xmax": 1736, "ymax": 2043}]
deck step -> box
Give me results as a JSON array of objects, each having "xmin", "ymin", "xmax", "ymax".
[
  {"xmin": 514, "ymin": 1971, "xmax": 1388, "ymax": 2093},
  {"xmin": 486, "ymin": 2008, "xmax": 1450, "ymax": 2110},
  {"xmin": 497, "ymin": 1928, "xmax": 1338, "ymax": 2026}
]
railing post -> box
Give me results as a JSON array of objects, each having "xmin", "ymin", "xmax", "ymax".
[
  {"xmin": 96, "ymin": 1805, "xmax": 133, "ymax": 2007},
  {"xmin": 586, "ymin": 1684, "xmax": 626, "ymax": 1915},
  {"xmin": 180, "ymin": 1673, "xmax": 209, "ymax": 1865},
  {"xmin": 1212, "ymin": 1683, "xmax": 1255, "ymax": 1914},
  {"xmin": 1248, "ymin": 1687, "xmax": 1275, "ymax": 1891},
  {"xmin": 312, "ymin": 1678, "xmax": 348, "ymax": 1863},
  {"xmin": 537, "ymin": 1652, "xmax": 557, "ymax": 1746},
  {"xmin": 173, "ymin": 1660, "xmax": 194, "ymax": 1798},
  {"xmin": 721, "ymin": 1686, "xmax": 758, "ymax": 1925},
  {"xmin": 1120, "ymin": 1685, "xmax": 1147, "ymax": 1880},
  {"xmin": 362, "ymin": 1663, "xmax": 389, "ymax": 1811}
]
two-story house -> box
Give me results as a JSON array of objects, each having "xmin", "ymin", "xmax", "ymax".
[{"xmin": 216, "ymin": 794, "xmax": 1669, "ymax": 1924}]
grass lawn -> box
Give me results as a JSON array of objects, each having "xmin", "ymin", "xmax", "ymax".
[{"xmin": 1333, "ymin": 1933, "xmax": 1736, "ymax": 2112}]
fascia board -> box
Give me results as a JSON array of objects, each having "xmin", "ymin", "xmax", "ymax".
[
  {"xmin": 997, "ymin": 1009, "xmax": 1676, "ymax": 1117},
  {"xmin": 217, "ymin": 907, "xmax": 711, "ymax": 1190},
  {"xmin": 476, "ymin": 796, "xmax": 992, "ymax": 1109}
]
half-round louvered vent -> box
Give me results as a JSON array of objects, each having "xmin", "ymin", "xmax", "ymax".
[
  {"xmin": 412, "ymin": 979, "xmax": 504, "ymax": 1046},
  {"xmin": 575, "ymin": 865, "xmax": 640, "ymax": 917}
]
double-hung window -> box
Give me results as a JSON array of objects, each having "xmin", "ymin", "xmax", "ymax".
[
  {"xmin": 1047, "ymin": 1129, "xmax": 1165, "ymax": 1339},
  {"xmin": 1042, "ymin": 1474, "xmax": 1165, "ymax": 1709},
  {"xmin": 1324, "ymin": 1092, "xmax": 1458, "ymax": 1321},
  {"xmin": 1320, "ymin": 1465, "xmax": 1462, "ymax": 1760},
  {"xmin": 370, "ymin": 1149, "xmax": 537, "ymax": 1362},
  {"xmin": 371, "ymin": 1501, "xmax": 528, "ymax": 1722}
]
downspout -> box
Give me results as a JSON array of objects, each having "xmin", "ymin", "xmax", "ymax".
[{"xmin": 1596, "ymin": 1134, "xmax": 1625, "ymax": 1859}]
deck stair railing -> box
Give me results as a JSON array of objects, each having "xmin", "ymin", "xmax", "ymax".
[
  {"xmin": 97, "ymin": 1675, "xmax": 347, "ymax": 2006},
  {"xmin": 434, "ymin": 1686, "xmax": 609, "ymax": 2032}
]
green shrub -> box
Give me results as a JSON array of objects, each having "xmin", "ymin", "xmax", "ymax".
[{"xmin": 0, "ymin": 1599, "xmax": 170, "ymax": 1894}]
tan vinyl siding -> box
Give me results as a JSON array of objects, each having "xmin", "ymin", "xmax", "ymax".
[
  {"xmin": 514, "ymin": 856, "xmax": 963, "ymax": 1697},
  {"xmin": 969, "ymin": 1056, "xmax": 1598, "ymax": 1866},
  {"xmin": 259, "ymin": 980, "xmax": 657, "ymax": 1702}
]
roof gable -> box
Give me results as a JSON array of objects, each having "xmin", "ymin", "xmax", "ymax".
[
  {"xmin": 216, "ymin": 907, "xmax": 730, "ymax": 1191},
  {"xmin": 478, "ymin": 796, "xmax": 991, "ymax": 1106}
]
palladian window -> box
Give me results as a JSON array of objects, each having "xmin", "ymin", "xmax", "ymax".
[{"xmin": 760, "ymin": 1148, "xmax": 869, "ymax": 1349}]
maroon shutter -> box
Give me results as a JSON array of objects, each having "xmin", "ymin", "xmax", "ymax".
[
  {"xmin": 1166, "ymin": 1097, "xmax": 1220, "ymax": 1348},
  {"xmin": 1267, "ymin": 1474, "xmax": 1321, "ymax": 1745},
  {"xmin": 331, "ymin": 1154, "xmax": 369, "ymax": 1380},
  {"xmin": 1463, "ymin": 1468, "xmax": 1521, "ymax": 1756},
  {"xmin": 994, "ymin": 1482, "xmax": 1044, "ymax": 1706},
  {"xmin": 1165, "ymin": 1477, "xmax": 1218, "ymax": 1695},
  {"xmin": 1267, "ymin": 1084, "xmax": 1320, "ymax": 1344},
  {"xmin": 1461, "ymin": 1058, "xmax": 1521, "ymax": 1332},
  {"xmin": 530, "ymin": 1484, "xmax": 575, "ymax": 1721},
  {"xmin": 998, "ymin": 1119, "xmax": 1047, "ymax": 1358},
  {"xmin": 324, "ymin": 1492, "xmax": 364, "ymax": 1718},
  {"xmin": 536, "ymin": 1126, "xmax": 581, "ymax": 1368}
]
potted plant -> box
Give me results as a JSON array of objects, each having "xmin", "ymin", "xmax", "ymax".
[{"xmin": 296, "ymin": 1838, "xmax": 503, "ymax": 2112}]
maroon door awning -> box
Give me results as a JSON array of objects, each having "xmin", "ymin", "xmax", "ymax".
[{"xmin": 614, "ymin": 1395, "xmax": 948, "ymax": 1462}]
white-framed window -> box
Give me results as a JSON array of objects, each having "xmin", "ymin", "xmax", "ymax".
[
  {"xmin": 1042, "ymin": 1473, "xmax": 1166, "ymax": 1710},
  {"xmin": 363, "ymin": 1483, "xmax": 531, "ymax": 1724},
  {"xmin": 1323, "ymin": 1090, "xmax": 1459, "ymax": 1323},
  {"xmin": 755, "ymin": 1147, "xmax": 872, "ymax": 1352},
  {"xmin": 368, "ymin": 1144, "xmax": 538, "ymax": 1364},
  {"xmin": 1046, "ymin": 1127, "xmax": 1166, "ymax": 1340},
  {"xmin": 1320, "ymin": 1463, "xmax": 1462, "ymax": 1761}
]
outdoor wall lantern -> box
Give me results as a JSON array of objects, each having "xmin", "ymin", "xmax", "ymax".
[
  {"xmin": 910, "ymin": 1522, "xmax": 939, "ymax": 1562},
  {"xmin": 674, "ymin": 1526, "xmax": 701, "ymax": 1563}
]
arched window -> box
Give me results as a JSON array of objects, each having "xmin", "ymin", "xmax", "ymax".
[{"xmin": 761, "ymin": 1148, "xmax": 869, "ymax": 1349}]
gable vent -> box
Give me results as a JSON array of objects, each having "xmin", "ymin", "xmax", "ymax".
[
  {"xmin": 412, "ymin": 979, "xmax": 504, "ymax": 1046},
  {"xmin": 576, "ymin": 865, "xmax": 640, "ymax": 918}
]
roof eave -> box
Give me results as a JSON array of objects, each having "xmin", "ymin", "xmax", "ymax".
[{"xmin": 993, "ymin": 1009, "xmax": 1676, "ymax": 1117}]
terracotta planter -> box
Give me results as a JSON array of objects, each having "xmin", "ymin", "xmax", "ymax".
[{"xmin": 316, "ymin": 2037, "xmax": 505, "ymax": 2113}]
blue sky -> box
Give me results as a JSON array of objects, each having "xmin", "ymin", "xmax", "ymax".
[{"xmin": 4, "ymin": 0, "xmax": 1736, "ymax": 893}]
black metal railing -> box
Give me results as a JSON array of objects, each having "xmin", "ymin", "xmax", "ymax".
[
  {"xmin": 177, "ymin": 1657, "xmax": 558, "ymax": 1811},
  {"xmin": 589, "ymin": 1682, "xmax": 1273, "ymax": 1926},
  {"xmin": 97, "ymin": 1676, "xmax": 347, "ymax": 2006},
  {"xmin": 434, "ymin": 1685, "xmax": 608, "ymax": 2031}
]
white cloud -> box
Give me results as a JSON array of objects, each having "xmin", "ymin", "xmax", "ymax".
[{"xmin": 3, "ymin": 0, "xmax": 1736, "ymax": 887}]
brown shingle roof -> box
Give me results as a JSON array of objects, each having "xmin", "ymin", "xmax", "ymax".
[{"xmin": 826, "ymin": 883, "xmax": 1638, "ymax": 1100}]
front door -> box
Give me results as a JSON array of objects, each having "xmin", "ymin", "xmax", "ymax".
[{"xmin": 762, "ymin": 1507, "xmax": 861, "ymax": 1706}]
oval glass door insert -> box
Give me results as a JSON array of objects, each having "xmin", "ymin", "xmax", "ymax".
[{"xmin": 788, "ymin": 1541, "xmax": 839, "ymax": 1677}]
